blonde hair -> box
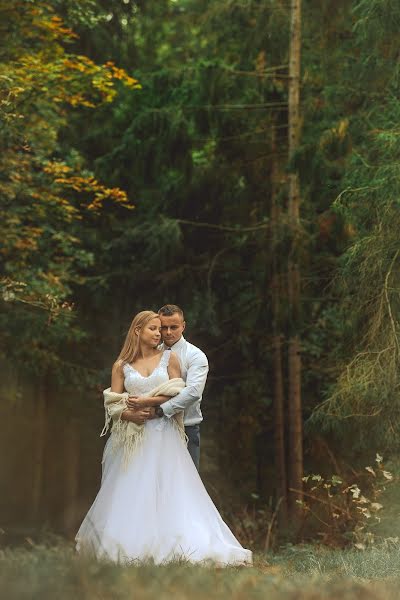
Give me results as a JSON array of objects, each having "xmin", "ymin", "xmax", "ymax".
[{"xmin": 117, "ymin": 310, "xmax": 160, "ymax": 365}]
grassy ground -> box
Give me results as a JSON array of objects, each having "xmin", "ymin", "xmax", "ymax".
[{"xmin": 2, "ymin": 541, "xmax": 400, "ymax": 599}]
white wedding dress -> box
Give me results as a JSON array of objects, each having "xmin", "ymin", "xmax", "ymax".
[{"xmin": 76, "ymin": 350, "xmax": 252, "ymax": 566}]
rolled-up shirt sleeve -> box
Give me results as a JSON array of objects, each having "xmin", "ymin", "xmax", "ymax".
[{"xmin": 162, "ymin": 353, "xmax": 209, "ymax": 418}]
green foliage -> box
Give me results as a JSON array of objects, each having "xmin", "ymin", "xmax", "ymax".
[
  {"xmin": 0, "ymin": 0, "xmax": 138, "ymax": 373},
  {"xmin": 300, "ymin": 454, "xmax": 395, "ymax": 548},
  {"xmin": 309, "ymin": 0, "xmax": 400, "ymax": 449}
]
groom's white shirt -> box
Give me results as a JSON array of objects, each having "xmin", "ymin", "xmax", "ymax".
[{"xmin": 160, "ymin": 335, "xmax": 208, "ymax": 426}]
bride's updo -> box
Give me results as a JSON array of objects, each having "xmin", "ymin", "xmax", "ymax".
[{"xmin": 117, "ymin": 310, "xmax": 160, "ymax": 365}]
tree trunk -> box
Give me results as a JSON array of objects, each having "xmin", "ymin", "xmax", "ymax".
[
  {"xmin": 63, "ymin": 418, "xmax": 81, "ymax": 536},
  {"xmin": 287, "ymin": 0, "xmax": 303, "ymax": 521},
  {"xmin": 31, "ymin": 378, "xmax": 47, "ymax": 523},
  {"xmin": 272, "ymin": 332, "xmax": 288, "ymax": 522}
]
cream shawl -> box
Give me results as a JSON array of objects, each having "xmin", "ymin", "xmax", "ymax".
[{"xmin": 100, "ymin": 377, "xmax": 186, "ymax": 465}]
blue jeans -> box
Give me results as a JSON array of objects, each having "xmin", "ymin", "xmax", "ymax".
[{"xmin": 185, "ymin": 424, "xmax": 200, "ymax": 471}]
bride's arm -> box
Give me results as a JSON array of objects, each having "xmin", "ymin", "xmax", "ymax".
[{"xmin": 111, "ymin": 361, "xmax": 124, "ymax": 393}]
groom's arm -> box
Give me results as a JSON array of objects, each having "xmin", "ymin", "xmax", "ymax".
[{"xmin": 161, "ymin": 352, "xmax": 209, "ymax": 418}]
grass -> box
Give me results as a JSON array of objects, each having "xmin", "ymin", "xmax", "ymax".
[{"xmin": 2, "ymin": 541, "xmax": 400, "ymax": 599}]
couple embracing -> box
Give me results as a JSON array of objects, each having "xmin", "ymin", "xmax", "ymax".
[{"xmin": 76, "ymin": 304, "xmax": 252, "ymax": 566}]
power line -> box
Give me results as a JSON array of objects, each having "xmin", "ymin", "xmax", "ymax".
[{"xmin": 176, "ymin": 218, "xmax": 269, "ymax": 233}]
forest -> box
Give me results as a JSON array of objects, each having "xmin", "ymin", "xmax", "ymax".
[{"xmin": 2, "ymin": 0, "xmax": 400, "ymax": 597}]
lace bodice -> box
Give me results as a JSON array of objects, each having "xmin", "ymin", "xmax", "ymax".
[{"xmin": 123, "ymin": 350, "xmax": 171, "ymax": 396}]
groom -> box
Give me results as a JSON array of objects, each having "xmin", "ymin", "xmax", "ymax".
[{"xmin": 156, "ymin": 304, "xmax": 209, "ymax": 470}]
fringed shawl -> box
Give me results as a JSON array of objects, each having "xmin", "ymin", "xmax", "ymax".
[{"xmin": 101, "ymin": 377, "xmax": 186, "ymax": 466}]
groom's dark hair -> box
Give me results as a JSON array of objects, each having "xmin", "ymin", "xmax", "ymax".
[{"xmin": 158, "ymin": 304, "xmax": 185, "ymax": 320}]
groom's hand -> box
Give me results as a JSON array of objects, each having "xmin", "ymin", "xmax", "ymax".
[{"xmin": 147, "ymin": 407, "xmax": 157, "ymax": 420}]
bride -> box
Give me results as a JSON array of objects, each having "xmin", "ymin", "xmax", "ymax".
[{"xmin": 76, "ymin": 310, "xmax": 252, "ymax": 566}]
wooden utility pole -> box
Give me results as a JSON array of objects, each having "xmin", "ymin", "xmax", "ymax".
[
  {"xmin": 270, "ymin": 130, "xmax": 288, "ymax": 526},
  {"xmin": 287, "ymin": 0, "xmax": 303, "ymax": 520}
]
